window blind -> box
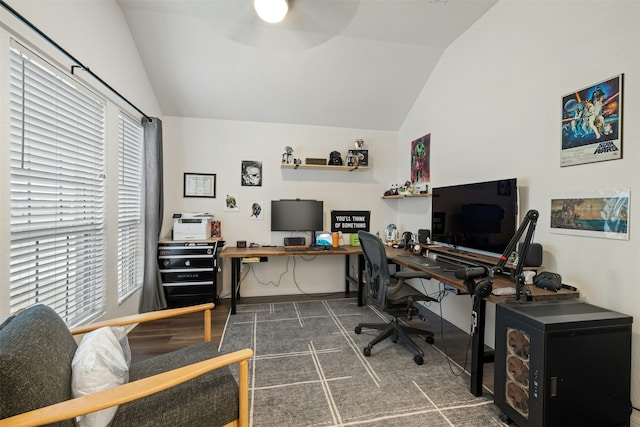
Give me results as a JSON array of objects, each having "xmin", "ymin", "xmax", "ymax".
[
  {"xmin": 117, "ymin": 113, "xmax": 144, "ymax": 301},
  {"xmin": 9, "ymin": 42, "xmax": 107, "ymax": 326}
]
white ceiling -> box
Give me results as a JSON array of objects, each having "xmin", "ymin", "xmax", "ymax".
[{"xmin": 117, "ymin": 0, "xmax": 497, "ymax": 130}]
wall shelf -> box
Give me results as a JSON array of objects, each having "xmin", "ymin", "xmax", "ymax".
[
  {"xmin": 281, "ymin": 163, "xmax": 369, "ymax": 172},
  {"xmin": 381, "ymin": 193, "xmax": 431, "ymax": 199}
]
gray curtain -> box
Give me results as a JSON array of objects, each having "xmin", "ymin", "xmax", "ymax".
[{"xmin": 139, "ymin": 117, "xmax": 167, "ymax": 312}]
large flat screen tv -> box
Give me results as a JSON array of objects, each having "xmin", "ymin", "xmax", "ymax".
[
  {"xmin": 431, "ymin": 178, "xmax": 518, "ymax": 256},
  {"xmin": 271, "ymin": 199, "xmax": 324, "ymax": 243}
]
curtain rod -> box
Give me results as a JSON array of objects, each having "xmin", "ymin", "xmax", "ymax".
[{"xmin": 1, "ymin": 0, "xmax": 151, "ymax": 121}]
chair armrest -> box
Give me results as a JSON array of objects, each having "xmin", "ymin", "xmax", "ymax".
[
  {"xmin": 0, "ymin": 348, "xmax": 253, "ymax": 427},
  {"xmin": 70, "ymin": 303, "xmax": 215, "ymax": 341}
]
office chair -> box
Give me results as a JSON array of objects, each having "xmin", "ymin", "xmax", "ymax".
[{"xmin": 354, "ymin": 230, "xmax": 436, "ymax": 365}]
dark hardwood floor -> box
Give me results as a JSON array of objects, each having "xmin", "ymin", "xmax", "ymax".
[{"xmin": 127, "ymin": 293, "xmax": 494, "ymax": 393}]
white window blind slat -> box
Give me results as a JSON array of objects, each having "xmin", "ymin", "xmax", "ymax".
[
  {"xmin": 117, "ymin": 112, "xmax": 144, "ymax": 301},
  {"xmin": 9, "ymin": 42, "xmax": 107, "ymax": 326}
]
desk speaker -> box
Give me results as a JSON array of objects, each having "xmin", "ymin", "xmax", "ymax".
[
  {"xmin": 418, "ymin": 229, "xmax": 430, "ymax": 244},
  {"xmin": 517, "ymin": 242, "xmax": 542, "ymax": 267}
]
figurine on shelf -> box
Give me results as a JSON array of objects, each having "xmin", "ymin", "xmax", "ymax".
[
  {"xmin": 383, "ymin": 183, "xmax": 399, "ymax": 197},
  {"xmin": 404, "ymin": 180, "xmax": 415, "ymax": 194},
  {"xmin": 345, "ymin": 151, "xmax": 356, "ymax": 167},
  {"xmin": 282, "ymin": 146, "xmax": 294, "ymax": 164}
]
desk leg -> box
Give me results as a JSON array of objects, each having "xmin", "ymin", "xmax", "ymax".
[
  {"xmin": 231, "ymin": 257, "xmax": 240, "ymax": 315},
  {"xmin": 357, "ymin": 254, "xmax": 365, "ymax": 306},
  {"xmin": 344, "ymin": 254, "xmax": 350, "ymax": 296},
  {"xmin": 470, "ymin": 297, "xmax": 487, "ymax": 396}
]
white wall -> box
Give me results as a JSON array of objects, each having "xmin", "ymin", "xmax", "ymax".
[
  {"xmin": 162, "ymin": 116, "xmax": 400, "ymax": 297},
  {"xmin": 398, "ymin": 0, "xmax": 640, "ymax": 418},
  {"xmin": 0, "ymin": 0, "xmax": 161, "ymax": 321}
]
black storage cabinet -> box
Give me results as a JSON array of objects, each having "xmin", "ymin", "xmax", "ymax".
[
  {"xmin": 494, "ymin": 300, "xmax": 632, "ymax": 427},
  {"xmin": 158, "ymin": 239, "xmax": 224, "ymax": 307}
]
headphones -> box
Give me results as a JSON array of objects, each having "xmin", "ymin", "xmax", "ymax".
[
  {"xmin": 463, "ymin": 278, "xmax": 493, "ymax": 299},
  {"xmin": 402, "ymin": 231, "xmax": 413, "ymax": 250}
]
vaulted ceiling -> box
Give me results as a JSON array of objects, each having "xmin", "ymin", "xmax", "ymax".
[{"xmin": 117, "ymin": 0, "xmax": 497, "ymax": 130}]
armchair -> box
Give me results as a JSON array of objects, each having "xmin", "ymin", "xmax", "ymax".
[
  {"xmin": 354, "ymin": 230, "xmax": 436, "ymax": 365},
  {"xmin": 0, "ymin": 303, "xmax": 252, "ymax": 427}
]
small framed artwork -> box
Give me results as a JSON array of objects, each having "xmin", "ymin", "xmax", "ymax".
[
  {"xmin": 241, "ymin": 160, "xmax": 262, "ymax": 186},
  {"xmin": 561, "ymin": 74, "xmax": 623, "ymax": 167},
  {"xmin": 184, "ymin": 173, "xmax": 216, "ymax": 198},
  {"xmin": 550, "ymin": 189, "xmax": 629, "ymax": 240},
  {"xmin": 410, "ymin": 133, "xmax": 430, "ymax": 183}
]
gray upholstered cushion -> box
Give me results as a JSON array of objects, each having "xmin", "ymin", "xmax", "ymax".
[
  {"xmin": 111, "ymin": 342, "xmax": 239, "ymax": 427},
  {"xmin": 0, "ymin": 304, "xmax": 78, "ymax": 427}
]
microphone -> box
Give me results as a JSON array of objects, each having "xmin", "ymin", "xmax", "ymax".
[{"xmin": 454, "ymin": 266, "xmax": 488, "ymax": 280}]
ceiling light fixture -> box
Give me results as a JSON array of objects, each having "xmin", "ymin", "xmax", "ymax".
[{"xmin": 254, "ymin": 0, "xmax": 289, "ymax": 24}]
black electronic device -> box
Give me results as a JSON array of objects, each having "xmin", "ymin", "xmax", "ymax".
[
  {"xmin": 236, "ymin": 240, "xmax": 246, "ymax": 248},
  {"xmin": 533, "ymin": 271, "xmax": 562, "ymax": 291},
  {"xmin": 271, "ymin": 199, "xmax": 324, "ymax": 246},
  {"xmin": 431, "ymin": 178, "xmax": 518, "ymax": 257},
  {"xmin": 418, "ymin": 229, "xmax": 430, "ymax": 244},
  {"xmin": 284, "ymin": 237, "xmax": 305, "ymax": 246},
  {"xmin": 518, "ymin": 242, "xmax": 543, "ymax": 267}
]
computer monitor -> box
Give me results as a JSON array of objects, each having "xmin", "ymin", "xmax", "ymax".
[
  {"xmin": 271, "ymin": 199, "xmax": 324, "ymax": 245},
  {"xmin": 431, "ymin": 178, "xmax": 518, "ymax": 256}
]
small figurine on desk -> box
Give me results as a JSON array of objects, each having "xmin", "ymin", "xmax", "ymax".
[
  {"xmin": 385, "ymin": 224, "xmax": 399, "ymax": 244},
  {"xmin": 282, "ymin": 146, "xmax": 294, "ymax": 164}
]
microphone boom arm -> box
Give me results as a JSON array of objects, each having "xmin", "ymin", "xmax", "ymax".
[{"xmin": 495, "ymin": 209, "xmax": 539, "ymax": 300}]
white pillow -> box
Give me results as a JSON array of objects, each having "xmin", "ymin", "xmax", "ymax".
[{"xmin": 71, "ymin": 326, "xmax": 130, "ymax": 427}]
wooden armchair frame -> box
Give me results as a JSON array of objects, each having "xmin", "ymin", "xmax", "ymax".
[{"xmin": 0, "ymin": 303, "xmax": 252, "ymax": 427}]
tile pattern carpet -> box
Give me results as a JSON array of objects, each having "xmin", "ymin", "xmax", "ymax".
[{"xmin": 220, "ymin": 298, "xmax": 503, "ymax": 426}]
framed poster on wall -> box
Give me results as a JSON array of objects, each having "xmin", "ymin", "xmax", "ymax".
[
  {"xmin": 561, "ymin": 74, "xmax": 623, "ymax": 167},
  {"xmin": 550, "ymin": 189, "xmax": 629, "ymax": 240}
]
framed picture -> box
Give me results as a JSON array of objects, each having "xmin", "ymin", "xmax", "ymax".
[
  {"xmin": 561, "ymin": 74, "xmax": 623, "ymax": 167},
  {"xmin": 410, "ymin": 133, "xmax": 430, "ymax": 183},
  {"xmin": 241, "ymin": 160, "xmax": 262, "ymax": 186},
  {"xmin": 183, "ymin": 173, "xmax": 216, "ymax": 198},
  {"xmin": 550, "ymin": 189, "xmax": 629, "ymax": 240},
  {"xmin": 351, "ymin": 149, "xmax": 368, "ymax": 166}
]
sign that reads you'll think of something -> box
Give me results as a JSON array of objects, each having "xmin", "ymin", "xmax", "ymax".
[{"xmin": 331, "ymin": 210, "xmax": 370, "ymax": 233}]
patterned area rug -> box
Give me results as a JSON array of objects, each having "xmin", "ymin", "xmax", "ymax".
[{"xmin": 220, "ymin": 298, "xmax": 502, "ymax": 426}]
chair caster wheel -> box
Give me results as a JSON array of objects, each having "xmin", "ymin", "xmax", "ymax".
[
  {"xmin": 425, "ymin": 335, "xmax": 435, "ymax": 345},
  {"xmin": 363, "ymin": 347, "xmax": 371, "ymax": 357},
  {"xmin": 413, "ymin": 354, "xmax": 424, "ymax": 365},
  {"xmin": 355, "ymin": 326, "xmax": 362, "ymax": 334}
]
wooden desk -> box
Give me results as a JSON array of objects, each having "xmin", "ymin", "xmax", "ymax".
[
  {"xmin": 219, "ymin": 245, "xmax": 365, "ymax": 314},
  {"xmin": 386, "ymin": 246, "xmax": 579, "ymax": 397}
]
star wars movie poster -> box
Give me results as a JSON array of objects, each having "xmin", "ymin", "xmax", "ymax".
[
  {"xmin": 410, "ymin": 133, "xmax": 430, "ymax": 183},
  {"xmin": 561, "ymin": 74, "xmax": 623, "ymax": 167}
]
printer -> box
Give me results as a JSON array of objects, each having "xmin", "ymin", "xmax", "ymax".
[{"xmin": 173, "ymin": 213, "xmax": 213, "ymax": 241}]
